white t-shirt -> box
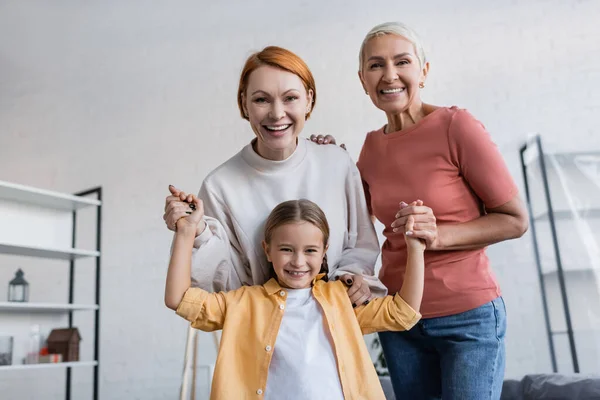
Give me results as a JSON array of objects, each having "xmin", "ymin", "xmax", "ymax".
[{"xmin": 265, "ymin": 288, "xmax": 344, "ymax": 400}]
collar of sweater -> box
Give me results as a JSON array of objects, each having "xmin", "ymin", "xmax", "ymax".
[{"xmin": 241, "ymin": 137, "xmax": 308, "ymax": 174}]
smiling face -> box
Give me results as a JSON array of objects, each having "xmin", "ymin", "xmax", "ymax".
[
  {"xmin": 359, "ymin": 34, "xmax": 429, "ymax": 115},
  {"xmin": 262, "ymin": 221, "xmax": 328, "ymax": 289},
  {"xmin": 242, "ymin": 65, "xmax": 313, "ymax": 161}
]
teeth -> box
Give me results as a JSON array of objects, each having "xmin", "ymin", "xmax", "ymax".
[
  {"xmin": 288, "ymin": 271, "xmax": 307, "ymax": 276},
  {"xmin": 381, "ymin": 88, "xmax": 405, "ymax": 94},
  {"xmin": 265, "ymin": 124, "xmax": 290, "ymax": 131}
]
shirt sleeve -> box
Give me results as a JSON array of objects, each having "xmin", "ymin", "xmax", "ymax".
[
  {"xmin": 327, "ymin": 155, "xmax": 387, "ymax": 297},
  {"xmin": 175, "ymin": 287, "xmax": 229, "ymax": 332},
  {"xmin": 354, "ymin": 293, "xmax": 421, "ymax": 335},
  {"xmin": 174, "ymin": 180, "xmax": 252, "ymax": 292},
  {"xmin": 448, "ymin": 109, "xmax": 519, "ymax": 209}
]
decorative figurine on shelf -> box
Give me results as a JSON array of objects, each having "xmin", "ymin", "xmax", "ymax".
[
  {"xmin": 8, "ymin": 268, "xmax": 29, "ymax": 302},
  {"xmin": 47, "ymin": 328, "xmax": 81, "ymax": 362}
]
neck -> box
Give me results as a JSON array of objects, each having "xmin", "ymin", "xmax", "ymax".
[
  {"xmin": 385, "ymin": 99, "xmax": 426, "ymax": 134},
  {"xmin": 254, "ymin": 138, "xmax": 298, "ymax": 161}
]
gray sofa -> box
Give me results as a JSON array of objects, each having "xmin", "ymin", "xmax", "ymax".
[
  {"xmin": 380, "ymin": 374, "xmax": 600, "ymax": 400},
  {"xmin": 501, "ymin": 374, "xmax": 600, "ymax": 400}
]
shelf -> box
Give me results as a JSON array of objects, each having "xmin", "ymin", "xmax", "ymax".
[
  {"xmin": 0, "ymin": 242, "xmax": 100, "ymax": 260},
  {"xmin": 0, "ymin": 302, "xmax": 98, "ymax": 313},
  {"xmin": 534, "ymin": 208, "xmax": 600, "ymax": 221},
  {"xmin": 0, "ymin": 361, "xmax": 98, "ymax": 372},
  {"xmin": 522, "ymin": 147, "xmax": 600, "ymax": 167},
  {"xmin": 0, "ymin": 180, "xmax": 100, "ymax": 211}
]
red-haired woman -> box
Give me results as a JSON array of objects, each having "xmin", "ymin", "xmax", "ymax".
[{"xmin": 163, "ymin": 46, "xmax": 386, "ymax": 305}]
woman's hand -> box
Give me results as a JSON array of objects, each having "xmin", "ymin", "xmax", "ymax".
[
  {"xmin": 391, "ymin": 200, "xmax": 440, "ymax": 250},
  {"xmin": 340, "ymin": 274, "xmax": 372, "ymax": 308},
  {"xmin": 309, "ymin": 134, "xmax": 346, "ymax": 150},
  {"xmin": 163, "ymin": 185, "xmax": 206, "ymax": 235}
]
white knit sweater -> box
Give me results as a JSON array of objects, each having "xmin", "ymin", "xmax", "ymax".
[{"xmin": 189, "ymin": 138, "xmax": 386, "ymax": 296}]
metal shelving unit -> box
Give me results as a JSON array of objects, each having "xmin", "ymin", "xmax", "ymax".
[
  {"xmin": 520, "ymin": 136, "xmax": 600, "ymax": 374},
  {"xmin": 0, "ymin": 180, "xmax": 102, "ymax": 399}
]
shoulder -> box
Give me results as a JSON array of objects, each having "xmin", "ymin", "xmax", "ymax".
[
  {"xmin": 444, "ymin": 107, "xmax": 491, "ymax": 148},
  {"xmin": 305, "ymin": 139, "xmax": 352, "ymax": 161},
  {"xmin": 357, "ymin": 126, "xmax": 384, "ymax": 169},
  {"xmin": 304, "ymin": 139, "xmax": 355, "ymax": 171},
  {"xmin": 201, "ymin": 146, "xmax": 248, "ymax": 195},
  {"xmin": 204, "ymin": 148, "xmax": 245, "ymax": 183},
  {"xmin": 446, "ymin": 106, "xmax": 486, "ymax": 132},
  {"xmin": 362, "ymin": 126, "xmax": 385, "ymax": 146}
]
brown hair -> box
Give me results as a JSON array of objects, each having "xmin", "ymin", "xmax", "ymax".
[
  {"xmin": 237, "ymin": 46, "xmax": 317, "ymax": 121},
  {"xmin": 264, "ymin": 199, "xmax": 329, "ymax": 278}
]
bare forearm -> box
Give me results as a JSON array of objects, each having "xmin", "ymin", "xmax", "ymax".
[
  {"xmin": 165, "ymin": 227, "xmax": 196, "ymax": 310},
  {"xmin": 399, "ymin": 248, "xmax": 425, "ymax": 311},
  {"xmin": 437, "ymin": 212, "xmax": 528, "ymax": 251}
]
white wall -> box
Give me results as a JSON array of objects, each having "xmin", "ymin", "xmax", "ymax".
[{"xmin": 1, "ymin": 0, "xmax": 599, "ymax": 398}]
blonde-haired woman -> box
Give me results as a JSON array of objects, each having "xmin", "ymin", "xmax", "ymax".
[{"xmin": 356, "ymin": 22, "xmax": 528, "ymax": 399}]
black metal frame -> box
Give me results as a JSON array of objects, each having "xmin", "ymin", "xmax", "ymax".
[
  {"xmin": 66, "ymin": 187, "xmax": 102, "ymax": 399},
  {"xmin": 519, "ymin": 135, "xmax": 579, "ymax": 373}
]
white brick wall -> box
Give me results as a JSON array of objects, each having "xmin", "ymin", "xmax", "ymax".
[{"xmin": 1, "ymin": 0, "xmax": 599, "ymax": 398}]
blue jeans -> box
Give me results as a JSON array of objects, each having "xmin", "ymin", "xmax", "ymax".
[{"xmin": 379, "ymin": 297, "xmax": 506, "ymax": 400}]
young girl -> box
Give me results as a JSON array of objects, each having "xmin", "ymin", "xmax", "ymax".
[{"xmin": 165, "ymin": 198, "xmax": 425, "ymax": 399}]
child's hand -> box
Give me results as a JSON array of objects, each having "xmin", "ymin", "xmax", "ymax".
[
  {"xmin": 175, "ymin": 194, "xmax": 205, "ymax": 234},
  {"xmin": 393, "ymin": 199, "xmax": 440, "ymax": 250},
  {"xmin": 404, "ymin": 213, "xmax": 426, "ymax": 252}
]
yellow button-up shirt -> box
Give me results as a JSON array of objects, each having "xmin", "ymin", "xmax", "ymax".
[{"xmin": 176, "ymin": 275, "xmax": 420, "ymax": 399}]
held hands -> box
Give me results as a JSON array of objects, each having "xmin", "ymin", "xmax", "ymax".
[
  {"xmin": 403, "ymin": 212, "xmax": 426, "ymax": 252},
  {"xmin": 309, "ymin": 134, "xmax": 346, "ymax": 150},
  {"xmin": 163, "ymin": 185, "xmax": 206, "ymax": 235},
  {"xmin": 392, "ymin": 200, "xmax": 434, "ymax": 250}
]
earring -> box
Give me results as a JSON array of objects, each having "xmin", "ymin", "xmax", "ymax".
[
  {"xmin": 419, "ymin": 82, "xmax": 425, "ymax": 89},
  {"xmin": 365, "ymin": 90, "xmax": 369, "ymax": 95}
]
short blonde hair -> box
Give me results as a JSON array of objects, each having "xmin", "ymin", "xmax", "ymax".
[{"xmin": 359, "ymin": 22, "xmax": 427, "ymax": 71}]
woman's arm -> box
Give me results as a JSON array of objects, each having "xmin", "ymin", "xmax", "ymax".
[
  {"xmin": 393, "ymin": 195, "xmax": 528, "ymax": 251},
  {"xmin": 436, "ymin": 196, "xmax": 528, "ymax": 250},
  {"xmin": 392, "ymin": 109, "xmax": 528, "ymax": 250},
  {"xmin": 329, "ymin": 157, "xmax": 387, "ymax": 300}
]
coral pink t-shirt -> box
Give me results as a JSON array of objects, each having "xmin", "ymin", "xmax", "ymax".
[{"xmin": 357, "ymin": 107, "xmax": 518, "ymax": 318}]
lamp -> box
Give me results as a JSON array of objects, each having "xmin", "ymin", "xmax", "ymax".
[{"xmin": 8, "ymin": 268, "xmax": 29, "ymax": 302}]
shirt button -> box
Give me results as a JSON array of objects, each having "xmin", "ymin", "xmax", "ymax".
[
  {"xmin": 279, "ymin": 304, "xmax": 285, "ymax": 310},
  {"xmin": 279, "ymin": 291, "xmax": 286, "ymax": 296},
  {"xmin": 257, "ymin": 389, "xmax": 263, "ymax": 395},
  {"xmin": 265, "ymin": 345, "xmax": 272, "ymax": 352}
]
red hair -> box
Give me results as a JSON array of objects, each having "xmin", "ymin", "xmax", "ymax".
[{"xmin": 237, "ymin": 46, "xmax": 317, "ymax": 120}]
